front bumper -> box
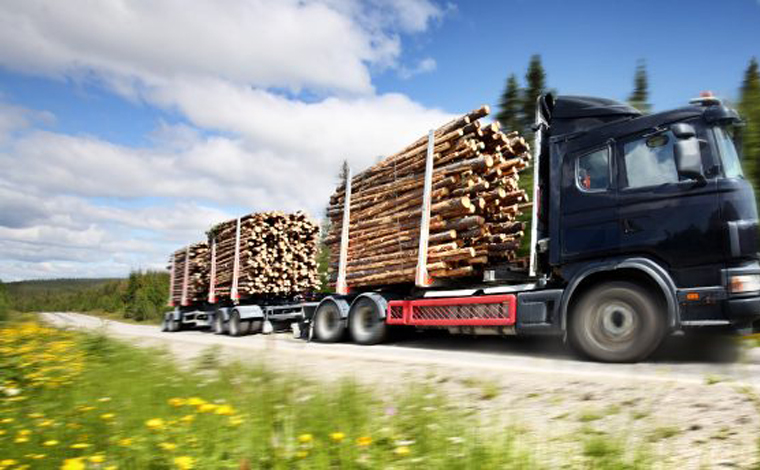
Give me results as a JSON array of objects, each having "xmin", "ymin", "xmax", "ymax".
[{"xmin": 725, "ymin": 296, "xmax": 760, "ymax": 328}]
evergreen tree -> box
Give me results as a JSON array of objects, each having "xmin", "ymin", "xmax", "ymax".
[
  {"xmin": 628, "ymin": 60, "xmax": 651, "ymax": 113},
  {"xmin": 0, "ymin": 280, "xmax": 9, "ymax": 321},
  {"xmin": 520, "ymin": 54, "xmax": 546, "ymax": 137},
  {"xmin": 496, "ymin": 74, "xmax": 522, "ymax": 133},
  {"xmin": 739, "ymin": 57, "xmax": 760, "ymax": 193}
]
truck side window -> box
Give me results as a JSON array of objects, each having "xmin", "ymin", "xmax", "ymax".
[
  {"xmin": 576, "ymin": 148, "xmax": 609, "ymax": 192},
  {"xmin": 623, "ymin": 131, "xmax": 679, "ymax": 188}
]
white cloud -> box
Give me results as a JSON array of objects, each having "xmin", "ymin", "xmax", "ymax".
[
  {"xmin": 398, "ymin": 57, "xmax": 437, "ymax": 79},
  {"xmin": 0, "ymin": 0, "xmax": 454, "ymax": 280}
]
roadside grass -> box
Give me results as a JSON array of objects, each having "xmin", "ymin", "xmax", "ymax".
[{"xmin": 0, "ymin": 318, "xmax": 659, "ymax": 469}]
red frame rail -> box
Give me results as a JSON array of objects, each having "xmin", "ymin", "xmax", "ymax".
[{"xmin": 386, "ymin": 295, "xmax": 516, "ymax": 327}]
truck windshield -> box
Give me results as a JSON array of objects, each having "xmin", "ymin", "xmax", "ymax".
[{"xmin": 714, "ymin": 126, "xmax": 743, "ymax": 179}]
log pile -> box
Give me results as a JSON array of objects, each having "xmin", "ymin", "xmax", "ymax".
[
  {"xmin": 208, "ymin": 211, "xmax": 320, "ymax": 299},
  {"xmin": 169, "ymin": 242, "xmax": 210, "ymax": 305},
  {"xmin": 326, "ymin": 105, "xmax": 531, "ymax": 288}
]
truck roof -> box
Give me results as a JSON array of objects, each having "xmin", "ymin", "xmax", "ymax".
[{"xmin": 546, "ymin": 94, "xmax": 739, "ymax": 153}]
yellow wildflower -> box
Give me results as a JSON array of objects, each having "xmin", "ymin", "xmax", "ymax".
[
  {"xmin": 330, "ymin": 432, "xmax": 345, "ymax": 442},
  {"xmin": 185, "ymin": 397, "xmax": 205, "ymax": 406},
  {"xmin": 18, "ymin": 429, "xmax": 31, "ymax": 435},
  {"xmin": 228, "ymin": 416, "xmax": 244, "ymax": 426},
  {"xmin": 100, "ymin": 413, "xmax": 115, "ymax": 420},
  {"xmin": 145, "ymin": 418, "xmax": 165, "ymax": 430},
  {"xmin": 61, "ymin": 458, "xmax": 85, "ymax": 470},
  {"xmin": 97, "ymin": 397, "xmax": 111, "ymax": 402},
  {"xmin": 28, "ymin": 413, "xmax": 44, "ymax": 418},
  {"xmin": 394, "ymin": 446, "xmax": 411, "ymax": 456},
  {"xmin": 197, "ymin": 403, "xmax": 217, "ymax": 413},
  {"xmin": 173, "ymin": 456, "xmax": 194, "ymax": 469},
  {"xmin": 1, "ymin": 460, "xmax": 17, "ymax": 466},
  {"xmin": 0, "ymin": 418, "xmax": 13, "ymax": 423},
  {"xmin": 14, "ymin": 436, "xmax": 30, "ymax": 443},
  {"xmin": 159, "ymin": 442, "xmax": 178, "ymax": 451},
  {"xmin": 31, "ymin": 454, "xmax": 46, "ymax": 459},
  {"xmin": 356, "ymin": 436, "xmax": 372, "ymax": 447},
  {"xmin": 70, "ymin": 442, "xmax": 91, "ymax": 449},
  {"xmin": 89, "ymin": 455, "xmax": 105, "ymax": 463},
  {"xmin": 214, "ymin": 404, "xmax": 234, "ymax": 416},
  {"xmin": 295, "ymin": 450, "xmax": 309, "ymax": 459},
  {"xmin": 43, "ymin": 440, "xmax": 59, "ymax": 446},
  {"xmin": 105, "ymin": 466, "xmax": 118, "ymax": 470},
  {"xmin": 118, "ymin": 438, "xmax": 133, "ymax": 447},
  {"xmin": 298, "ymin": 433, "xmax": 313, "ymax": 444},
  {"xmin": 38, "ymin": 419, "xmax": 54, "ymax": 427},
  {"xmin": 180, "ymin": 414, "xmax": 195, "ymax": 424},
  {"xmin": 168, "ymin": 398, "xmax": 186, "ymax": 407}
]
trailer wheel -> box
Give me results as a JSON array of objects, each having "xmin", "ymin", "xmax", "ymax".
[
  {"xmin": 212, "ymin": 312, "xmax": 226, "ymax": 335},
  {"xmin": 161, "ymin": 317, "xmax": 169, "ymax": 332},
  {"xmin": 569, "ymin": 281, "xmax": 665, "ymax": 363},
  {"xmin": 349, "ymin": 297, "xmax": 387, "ymax": 345},
  {"xmin": 314, "ymin": 300, "xmax": 345, "ymax": 342},
  {"xmin": 229, "ymin": 310, "xmax": 245, "ymax": 337}
]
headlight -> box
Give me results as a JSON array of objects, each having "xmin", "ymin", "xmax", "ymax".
[{"xmin": 729, "ymin": 274, "xmax": 760, "ymax": 293}]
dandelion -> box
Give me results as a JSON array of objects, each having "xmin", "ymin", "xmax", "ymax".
[
  {"xmin": 89, "ymin": 455, "xmax": 105, "ymax": 463},
  {"xmin": 97, "ymin": 397, "xmax": 112, "ymax": 402},
  {"xmin": 14, "ymin": 436, "xmax": 30, "ymax": 443},
  {"xmin": 160, "ymin": 442, "xmax": 178, "ymax": 451},
  {"xmin": 356, "ymin": 436, "xmax": 372, "ymax": 447},
  {"xmin": 168, "ymin": 398, "xmax": 186, "ymax": 407},
  {"xmin": 31, "ymin": 454, "xmax": 46, "ymax": 459},
  {"xmin": 118, "ymin": 438, "xmax": 133, "ymax": 447},
  {"xmin": 173, "ymin": 456, "xmax": 194, "ymax": 469},
  {"xmin": 214, "ymin": 404, "xmax": 234, "ymax": 415},
  {"xmin": 180, "ymin": 414, "xmax": 195, "ymax": 424},
  {"xmin": 1, "ymin": 460, "xmax": 17, "ymax": 466},
  {"xmin": 70, "ymin": 443, "xmax": 92, "ymax": 449},
  {"xmin": 330, "ymin": 432, "xmax": 345, "ymax": 443},
  {"xmin": 145, "ymin": 418, "xmax": 165, "ymax": 430},
  {"xmin": 394, "ymin": 446, "xmax": 411, "ymax": 456},
  {"xmin": 44, "ymin": 440, "xmax": 59, "ymax": 446},
  {"xmin": 186, "ymin": 397, "xmax": 205, "ymax": 406},
  {"xmin": 61, "ymin": 458, "xmax": 86, "ymax": 470},
  {"xmin": 228, "ymin": 416, "xmax": 244, "ymax": 426},
  {"xmin": 197, "ymin": 403, "xmax": 217, "ymax": 413},
  {"xmin": 296, "ymin": 450, "xmax": 309, "ymax": 459},
  {"xmin": 100, "ymin": 413, "xmax": 115, "ymax": 420},
  {"xmin": 28, "ymin": 412, "xmax": 44, "ymax": 418},
  {"xmin": 298, "ymin": 433, "xmax": 313, "ymax": 444},
  {"xmin": 37, "ymin": 419, "xmax": 54, "ymax": 427}
]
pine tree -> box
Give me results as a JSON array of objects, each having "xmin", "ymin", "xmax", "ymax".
[
  {"xmin": 520, "ymin": 55, "xmax": 546, "ymax": 138},
  {"xmin": 496, "ymin": 74, "xmax": 522, "ymax": 133},
  {"xmin": 739, "ymin": 57, "xmax": 760, "ymax": 194},
  {"xmin": 628, "ymin": 60, "xmax": 651, "ymax": 113}
]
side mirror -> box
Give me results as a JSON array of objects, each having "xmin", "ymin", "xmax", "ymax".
[
  {"xmin": 674, "ymin": 138, "xmax": 705, "ymax": 183},
  {"xmin": 671, "ymin": 123, "xmax": 696, "ymax": 139}
]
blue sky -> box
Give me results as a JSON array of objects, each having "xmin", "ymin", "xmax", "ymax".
[{"xmin": 0, "ymin": 0, "xmax": 758, "ymax": 280}]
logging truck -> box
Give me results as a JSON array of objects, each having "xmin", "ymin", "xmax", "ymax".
[{"xmin": 164, "ymin": 93, "xmax": 760, "ymax": 362}]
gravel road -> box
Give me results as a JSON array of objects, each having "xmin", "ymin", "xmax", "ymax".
[{"xmin": 42, "ymin": 311, "xmax": 760, "ymax": 468}]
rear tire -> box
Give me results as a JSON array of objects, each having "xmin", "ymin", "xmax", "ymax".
[
  {"xmin": 349, "ymin": 297, "xmax": 387, "ymax": 345},
  {"xmin": 212, "ymin": 312, "xmax": 226, "ymax": 335},
  {"xmin": 229, "ymin": 310, "xmax": 244, "ymax": 337},
  {"xmin": 569, "ymin": 281, "xmax": 666, "ymax": 363},
  {"xmin": 314, "ymin": 301, "xmax": 345, "ymax": 342}
]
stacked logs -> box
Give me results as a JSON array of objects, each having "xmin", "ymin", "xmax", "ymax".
[
  {"xmin": 208, "ymin": 211, "xmax": 320, "ymax": 299},
  {"xmin": 326, "ymin": 105, "xmax": 531, "ymax": 288},
  {"xmin": 168, "ymin": 242, "xmax": 210, "ymax": 305}
]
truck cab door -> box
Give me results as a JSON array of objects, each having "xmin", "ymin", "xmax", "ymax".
[
  {"xmin": 560, "ymin": 145, "xmax": 619, "ymax": 262},
  {"xmin": 615, "ymin": 126, "xmax": 723, "ymax": 287}
]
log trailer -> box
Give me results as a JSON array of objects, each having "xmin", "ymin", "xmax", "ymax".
[{"xmin": 164, "ymin": 93, "xmax": 760, "ymax": 362}]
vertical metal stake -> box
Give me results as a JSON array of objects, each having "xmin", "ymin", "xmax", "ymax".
[
  {"xmin": 167, "ymin": 256, "xmax": 176, "ymax": 307},
  {"xmin": 181, "ymin": 247, "xmax": 190, "ymax": 306},
  {"xmin": 529, "ymin": 97, "xmax": 544, "ymax": 278},
  {"xmin": 208, "ymin": 237, "xmax": 217, "ymax": 304},
  {"xmin": 336, "ymin": 167, "xmax": 352, "ymax": 295},
  {"xmin": 415, "ymin": 129, "xmax": 435, "ymax": 287},
  {"xmin": 231, "ymin": 218, "xmax": 242, "ymax": 301}
]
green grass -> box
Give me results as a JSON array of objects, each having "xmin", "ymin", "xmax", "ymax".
[{"xmin": 3, "ymin": 315, "xmax": 696, "ymax": 469}]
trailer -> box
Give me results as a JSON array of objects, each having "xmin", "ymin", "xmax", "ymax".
[{"xmin": 164, "ymin": 93, "xmax": 760, "ymax": 363}]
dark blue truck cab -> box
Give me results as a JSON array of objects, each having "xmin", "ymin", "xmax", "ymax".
[{"xmin": 530, "ymin": 93, "xmax": 760, "ymax": 360}]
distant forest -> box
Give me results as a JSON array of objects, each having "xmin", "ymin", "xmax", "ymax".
[{"xmin": 2, "ymin": 271, "xmax": 169, "ymax": 322}]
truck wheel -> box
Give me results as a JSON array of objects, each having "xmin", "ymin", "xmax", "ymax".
[
  {"xmin": 569, "ymin": 281, "xmax": 665, "ymax": 363},
  {"xmin": 349, "ymin": 297, "xmax": 387, "ymax": 345},
  {"xmin": 229, "ymin": 311, "xmax": 244, "ymax": 337},
  {"xmin": 314, "ymin": 301, "xmax": 345, "ymax": 342},
  {"xmin": 212, "ymin": 313, "xmax": 226, "ymax": 335},
  {"xmin": 161, "ymin": 317, "xmax": 169, "ymax": 332}
]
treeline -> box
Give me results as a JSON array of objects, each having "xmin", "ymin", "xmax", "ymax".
[{"xmin": 4, "ymin": 271, "xmax": 170, "ymax": 322}]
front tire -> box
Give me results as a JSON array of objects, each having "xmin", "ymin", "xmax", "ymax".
[
  {"xmin": 349, "ymin": 297, "xmax": 387, "ymax": 345},
  {"xmin": 569, "ymin": 281, "xmax": 665, "ymax": 363},
  {"xmin": 314, "ymin": 300, "xmax": 345, "ymax": 342}
]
